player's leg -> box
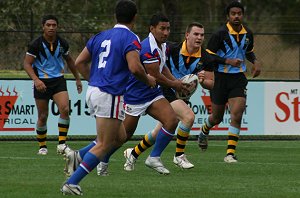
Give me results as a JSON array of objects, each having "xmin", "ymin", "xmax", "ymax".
[
  {"xmin": 224, "ymin": 96, "xmax": 246, "ymax": 163},
  {"xmin": 129, "ymin": 120, "xmax": 159, "ymax": 159},
  {"xmin": 94, "ymin": 108, "xmax": 132, "ymax": 176},
  {"xmin": 198, "ymin": 73, "xmax": 227, "ymax": 151},
  {"xmin": 64, "ymin": 141, "xmax": 95, "ymax": 177},
  {"xmin": 170, "ymin": 99, "xmax": 195, "ymax": 169},
  {"xmin": 62, "ymin": 117, "xmax": 123, "ymax": 194},
  {"xmin": 62, "ymin": 89, "xmax": 125, "ymax": 193},
  {"xmin": 53, "ymin": 90, "xmax": 71, "ymax": 154},
  {"xmin": 66, "ymin": 122, "xmax": 125, "ymax": 176},
  {"xmin": 145, "ymin": 98, "xmax": 178, "ymax": 174},
  {"xmin": 123, "ymin": 114, "xmax": 150, "ymax": 171},
  {"xmin": 95, "ymin": 114, "xmax": 137, "ymax": 175},
  {"xmin": 35, "ymin": 98, "xmax": 49, "ymax": 155},
  {"xmin": 198, "ymin": 103, "xmax": 225, "ymax": 151},
  {"xmin": 224, "ymin": 73, "xmax": 248, "ymax": 163},
  {"xmin": 122, "ymin": 97, "xmax": 164, "ymax": 172}
]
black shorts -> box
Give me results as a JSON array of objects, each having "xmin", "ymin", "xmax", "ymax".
[
  {"xmin": 161, "ymin": 87, "xmax": 177, "ymax": 103},
  {"xmin": 210, "ymin": 72, "xmax": 248, "ymax": 105},
  {"xmin": 160, "ymin": 87, "xmax": 189, "ymax": 104},
  {"xmin": 34, "ymin": 76, "xmax": 67, "ymax": 100}
]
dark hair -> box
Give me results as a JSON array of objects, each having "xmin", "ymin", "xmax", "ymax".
[
  {"xmin": 149, "ymin": 12, "xmax": 169, "ymax": 27},
  {"xmin": 186, "ymin": 22, "xmax": 204, "ymax": 33},
  {"xmin": 226, "ymin": 1, "xmax": 244, "ymax": 15},
  {"xmin": 42, "ymin": 15, "xmax": 58, "ymax": 25},
  {"xmin": 115, "ymin": 0, "xmax": 137, "ymax": 24}
]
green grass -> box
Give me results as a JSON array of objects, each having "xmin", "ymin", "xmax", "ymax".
[
  {"xmin": 0, "ymin": 140, "xmax": 300, "ymax": 198},
  {"xmin": 0, "ymin": 70, "xmax": 28, "ymax": 78},
  {"xmin": 0, "ymin": 69, "xmax": 75, "ymax": 79}
]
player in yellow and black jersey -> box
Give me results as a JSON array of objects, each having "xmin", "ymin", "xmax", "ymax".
[{"xmin": 198, "ymin": 1, "xmax": 261, "ymax": 163}]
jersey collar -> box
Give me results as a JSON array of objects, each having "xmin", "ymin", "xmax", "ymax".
[
  {"xmin": 114, "ymin": 24, "xmax": 130, "ymax": 30},
  {"xmin": 226, "ymin": 22, "xmax": 247, "ymax": 34},
  {"xmin": 148, "ymin": 32, "xmax": 166, "ymax": 53},
  {"xmin": 180, "ymin": 40, "xmax": 201, "ymax": 58}
]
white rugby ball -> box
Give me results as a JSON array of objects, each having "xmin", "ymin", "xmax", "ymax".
[{"xmin": 176, "ymin": 74, "xmax": 199, "ymax": 100}]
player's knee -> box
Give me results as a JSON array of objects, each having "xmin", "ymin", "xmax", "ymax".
[
  {"xmin": 230, "ymin": 112, "xmax": 243, "ymax": 123},
  {"xmin": 38, "ymin": 112, "xmax": 48, "ymax": 123},
  {"xmin": 182, "ymin": 110, "xmax": 195, "ymax": 128},
  {"xmin": 160, "ymin": 113, "xmax": 178, "ymax": 132},
  {"xmin": 59, "ymin": 105, "xmax": 70, "ymax": 116},
  {"xmin": 211, "ymin": 116, "xmax": 223, "ymax": 125}
]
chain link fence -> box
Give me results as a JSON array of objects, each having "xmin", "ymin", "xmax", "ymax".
[{"xmin": 0, "ymin": 18, "xmax": 299, "ymax": 80}]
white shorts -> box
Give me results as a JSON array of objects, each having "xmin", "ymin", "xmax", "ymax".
[
  {"xmin": 86, "ymin": 86, "xmax": 125, "ymax": 120},
  {"xmin": 124, "ymin": 95, "xmax": 165, "ymax": 116}
]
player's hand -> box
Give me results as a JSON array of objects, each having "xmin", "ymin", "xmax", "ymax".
[
  {"xmin": 146, "ymin": 74, "xmax": 156, "ymax": 88},
  {"xmin": 34, "ymin": 79, "xmax": 47, "ymax": 93},
  {"xmin": 76, "ymin": 79, "xmax": 83, "ymax": 94},
  {"xmin": 197, "ymin": 70, "xmax": 205, "ymax": 83},
  {"xmin": 251, "ymin": 63, "xmax": 261, "ymax": 78},
  {"xmin": 174, "ymin": 79, "xmax": 190, "ymax": 95},
  {"xmin": 225, "ymin": 58, "xmax": 243, "ymax": 67}
]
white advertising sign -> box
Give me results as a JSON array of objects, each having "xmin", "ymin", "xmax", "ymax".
[
  {"xmin": 0, "ymin": 80, "xmax": 299, "ymax": 136},
  {"xmin": 264, "ymin": 82, "xmax": 300, "ymax": 134}
]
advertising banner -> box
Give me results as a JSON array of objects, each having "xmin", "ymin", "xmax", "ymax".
[{"xmin": 0, "ymin": 80, "xmax": 299, "ymax": 136}]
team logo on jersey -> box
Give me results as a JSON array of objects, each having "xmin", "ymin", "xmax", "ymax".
[
  {"xmin": 120, "ymin": 109, "xmax": 125, "ymax": 119},
  {"xmin": 245, "ymin": 38, "xmax": 250, "ymax": 46},
  {"xmin": 196, "ymin": 61, "xmax": 204, "ymax": 71},
  {"xmin": 59, "ymin": 46, "xmax": 65, "ymax": 54},
  {"xmin": 125, "ymin": 105, "xmax": 132, "ymax": 113}
]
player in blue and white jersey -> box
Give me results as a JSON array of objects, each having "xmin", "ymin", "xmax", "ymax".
[
  {"xmin": 96, "ymin": 13, "xmax": 189, "ymax": 176},
  {"xmin": 121, "ymin": 13, "xmax": 189, "ymax": 175},
  {"xmin": 123, "ymin": 22, "xmax": 242, "ymax": 170},
  {"xmin": 60, "ymin": 0, "xmax": 155, "ymax": 195},
  {"xmin": 23, "ymin": 15, "xmax": 82, "ymax": 156}
]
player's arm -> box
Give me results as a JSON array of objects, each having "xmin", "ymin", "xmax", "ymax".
[
  {"xmin": 23, "ymin": 54, "xmax": 38, "ymax": 81},
  {"xmin": 126, "ymin": 50, "xmax": 156, "ymax": 88},
  {"xmin": 146, "ymin": 62, "xmax": 184, "ymax": 92},
  {"xmin": 65, "ymin": 54, "xmax": 82, "ymax": 93},
  {"xmin": 245, "ymin": 33, "xmax": 261, "ymax": 78},
  {"xmin": 206, "ymin": 49, "xmax": 242, "ymax": 67},
  {"xmin": 246, "ymin": 51, "xmax": 261, "ymax": 78},
  {"xmin": 23, "ymin": 54, "xmax": 47, "ymax": 93},
  {"xmin": 161, "ymin": 65, "xmax": 177, "ymax": 81},
  {"xmin": 75, "ymin": 47, "xmax": 91, "ymax": 82}
]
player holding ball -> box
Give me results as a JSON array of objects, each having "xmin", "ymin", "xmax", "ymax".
[{"xmin": 123, "ymin": 22, "xmax": 242, "ymax": 170}]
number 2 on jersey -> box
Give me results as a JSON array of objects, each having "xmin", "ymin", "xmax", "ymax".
[{"xmin": 98, "ymin": 40, "xmax": 111, "ymax": 68}]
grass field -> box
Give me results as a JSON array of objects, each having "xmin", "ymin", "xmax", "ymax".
[
  {"xmin": 0, "ymin": 69, "xmax": 75, "ymax": 79},
  {"xmin": 0, "ymin": 140, "xmax": 299, "ymax": 198}
]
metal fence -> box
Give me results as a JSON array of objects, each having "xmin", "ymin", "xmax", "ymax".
[{"xmin": 0, "ymin": 30, "xmax": 299, "ymax": 80}]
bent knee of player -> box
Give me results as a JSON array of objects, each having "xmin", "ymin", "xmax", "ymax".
[
  {"xmin": 211, "ymin": 115, "xmax": 223, "ymax": 125},
  {"xmin": 230, "ymin": 112, "xmax": 243, "ymax": 125},
  {"xmin": 38, "ymin": 112, "xmax": 48, "ymax": 123},
  {"xmin": 180, "ymin": 110, "xmax": 195, "ymax": 128},
  {"xmin": 58, "ymin": 105, "xmax": 70, "ymax": 117}
]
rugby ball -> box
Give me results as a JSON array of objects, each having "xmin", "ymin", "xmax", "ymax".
[{"xmin": 176, "ymin": 74, "xmax": 199, "ymax": 100}]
